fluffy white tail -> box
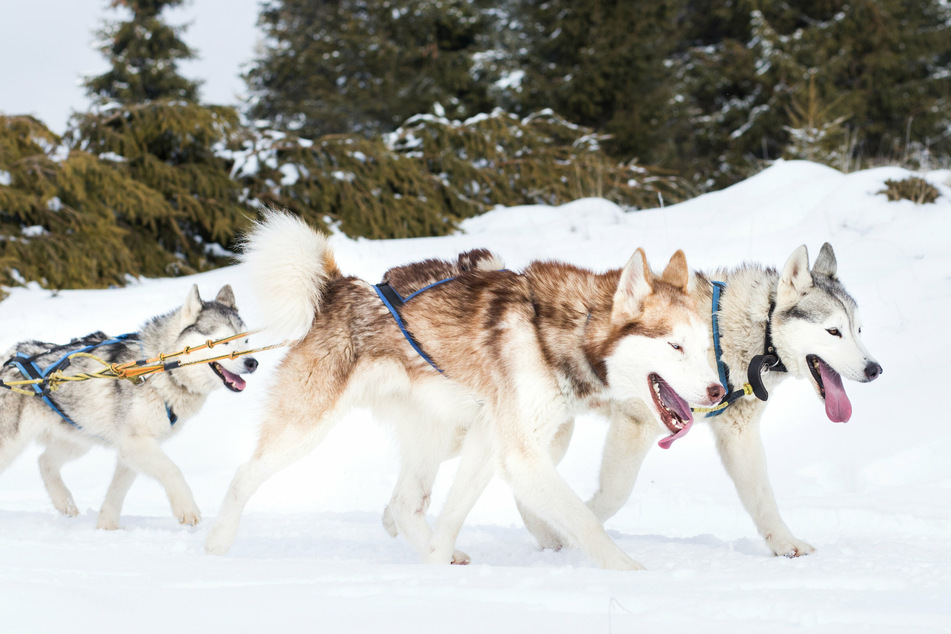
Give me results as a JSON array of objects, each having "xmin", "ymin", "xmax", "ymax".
[{"xmin": 239, "ymin": 210, "xmax": 338, "ymax": 340}]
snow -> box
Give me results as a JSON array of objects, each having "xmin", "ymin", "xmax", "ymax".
[{"xmin": 0, "ymin": 160, "xmax": 949, "ymax": 632}]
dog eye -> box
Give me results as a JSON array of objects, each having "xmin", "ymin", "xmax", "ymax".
[
  {"xmin": 826, "ymin": 328, "xmax": 842, "ymax": 338},
  {"xmin": 668, "ymin": 342, "xmax": 683, "ymax": 352}
]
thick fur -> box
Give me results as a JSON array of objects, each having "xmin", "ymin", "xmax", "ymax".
[
  {"xmin": 536, "ymin": 243, "xmax": 883, "ymax": 557},
  {"xmin": 205, "ymin": 211, "xmax": 724, "ymax": 570},
  {"xmin": 0, "ymin": 285, "xmax": 258, "ymax": 528}
]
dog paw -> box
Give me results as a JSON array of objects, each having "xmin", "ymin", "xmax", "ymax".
[
  {"xmin": 57, "ymin": 499, "xmax": 80, "ymax": 518},
  {"xmin": 425, "ymin": 546, "xmax": 454, "ymax": 565},
  {"xmin": 451, "ymin": 550, "xmax": 471, "ymax": 565},
  {"xmin": 766, "ymin": 533, "xmax": 815, "ymax": 558},
  {"xmin": 97, "ymin": 516, "xmax": 120, "ymax": 530},
  {"xmin": 176, "ymin": 506, "xmax": 202, "ymax": 526},
  {"xmin": 602, "ymin": 556, "xmax": 646, "ymax": 571},
  {"xmin": 534, "ymin": 531, "xmax": 566, "ymax": 552},
  {"xmin": 204, "ymin": 526, "xmax": 235, "ymax": 556},
  {"xmin": 381, "ymin": 506, "xmax": 398, "ymax": 538}
]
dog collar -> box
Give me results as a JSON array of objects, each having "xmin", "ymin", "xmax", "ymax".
[{"xmin": 746, "ymin": 299, "xmax": 788, "ymax": 401}]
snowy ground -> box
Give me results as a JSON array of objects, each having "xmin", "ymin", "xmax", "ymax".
[{"xmin": 1, "ymin": 161, "xmax": 948, "ymax": 632}]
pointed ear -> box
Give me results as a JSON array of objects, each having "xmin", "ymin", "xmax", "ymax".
[
  {"xmin": 215, "ymin": 284, "xmax": 237, "ymax": 309},
  {"xmin": 182, "ymin": 284, "xmax": 203, "ymax": 320},
  {"xmin": 659, "ymin": 249, "xmax": 690, "ymax": 294},
  {"xmin": 812, "ymin": 242, "xmax": 837, "ymax": 279},
  {"xmin": 612, "ymin": 248, "xmax": 652, "ymax": 322},
  {"xmin": 777, "ymin": 245, "xmax": 812, "ymax": 305}
]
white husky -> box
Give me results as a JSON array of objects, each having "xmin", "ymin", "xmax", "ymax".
[{"xmin": 0, "ymin": 285, "xmax": 258, "ymax": 528}]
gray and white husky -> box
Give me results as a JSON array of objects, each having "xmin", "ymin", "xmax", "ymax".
[
  {"xmin": 0, "ymin": 284, "xmax": 258, "ymax": 529},
  {"xmin": 527, "ymin": 243, "xmax": 883, "ymax": 557}
]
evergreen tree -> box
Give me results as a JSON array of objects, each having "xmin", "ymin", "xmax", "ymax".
[
  {"xmin": 246, "ymin": 0, "xmax": 496, "ymax": 138},
  {"xmin": 515, "ymin": 0, "xmax": 686, "ymax": 165},
  {"xmin": 671, "ymin": 0, "xmax": 951, "ymax": 187},
  {"xmin": 73, "ymin": 0, "xmax": 251, "ymax": 275},
  {"xmin": 85, "ymin": 0, "xmax": 200, "ymax": 104}
]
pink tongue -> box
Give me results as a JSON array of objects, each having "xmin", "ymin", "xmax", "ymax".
[
  {"xmin": 819, "ymin": 361, "xmax": 851, "ymax": 422},
  {"xmin": 221, "ymin": 367, "xmax": 246, "ymax": 391},
  {"xmin": 658, "ymin": 418, "xmax": 693, "ymax": 450}
]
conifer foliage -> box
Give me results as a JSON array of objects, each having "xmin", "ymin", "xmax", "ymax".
[
  {"xmin": 0, "ymin": 115, "xmax": 178, "ymax": 294},
  {"xmin": 84, "ymin": 0, "xmax": 200, "ymax": 104},
  {"xmin": 73, "ymin": 0, "xmax": 249, "ymax": 275},
  {"xmin": 230, "ymin": 109, "xmax": 683, "ymax": 240},
  {"xmin": 246, "ymin": 0, "xmax": 493, "ymax": 138},
  {"xmin": 0, "ymin": 0, "xmax": 252, "ymax": 295}
]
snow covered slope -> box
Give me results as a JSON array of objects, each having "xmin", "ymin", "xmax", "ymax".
[{"xmin": 0, "ymin": 161, "xmax": 948, "ymax": 632}]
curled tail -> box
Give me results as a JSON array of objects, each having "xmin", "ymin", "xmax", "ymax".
[{"xmin": 239, "ymin": 210, "xmax": 340, "ymax": 340}]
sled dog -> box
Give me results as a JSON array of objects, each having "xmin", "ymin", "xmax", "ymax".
[
  {"xmin": 0, "ymin": 285, "xmax": 258, "ymax": 529},
  {"xmin": 525, "ymin": 243, "xmax": 883, "ymax": 557},
  {"xmin": 205, "ymin": 211, "xmax": 724, "ymax": 570}
]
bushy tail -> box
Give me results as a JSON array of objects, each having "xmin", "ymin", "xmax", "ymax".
[{"xmin": 239, "ymin": 210, "xmax": 340, "ymax": 340}]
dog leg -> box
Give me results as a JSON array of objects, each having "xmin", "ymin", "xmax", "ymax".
[
  {"xmin": 710, "ymin": 412, "xmax": 815, "ymax": 558},
  {"xmin": 427, "ymin": 424, "xmax": 494, "ymax": 565},
  {"xmin": 116, "ymin": 436, "xmax": 201, "ymax": 526},
  {"xmin": 37, "ymin": 438, "xmax": 91, "ymax": 517},
  {"xmin": 587, "ymin": 406, "xmax": 658, "ymax": 522},
  {"xmin": 0, "ymin": 405, "xmax": 40, "ymax": 477},
  {"xmin": 97, "ymin": 459, "xmax": 138, "ymax": 530},
  {"xmin": 516, "ymin": 418, "xmax": 575, "ymax": 551},
  {"xmin": 386, "ymin": 438, "xmax": 472, "ymax": 564},
  {"xmin": 499, "ymin": 436, "xmax": 644, "ymax": 571},
  {"xmin": 205, "ymin": 404, "xmax": 343, "ymax": 556}
]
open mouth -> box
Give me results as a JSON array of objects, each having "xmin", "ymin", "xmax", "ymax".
[
  {"xmin": 648, "ymin": 373, "xmax": 694, "ymax": 449},
  {"xmin": 211, "ymin": 361, "xmax": 247, "ymax": 393},
  {"xmin": 806, "ymin": 354, "xmax": 851, "ymax": 423}
]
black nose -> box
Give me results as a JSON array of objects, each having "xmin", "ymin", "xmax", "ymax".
[
  {"xmin": 244, "ymin": 357, "xmax": 258, "ymax": 373},
  {"xmin": 864, "ymin": 362, "xmax": 882, "ymax": 381}
]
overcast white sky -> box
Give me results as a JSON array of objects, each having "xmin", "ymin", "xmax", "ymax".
[{"xmin": 0, "ymin": 0, "xmax": 261, "ymax": 134}]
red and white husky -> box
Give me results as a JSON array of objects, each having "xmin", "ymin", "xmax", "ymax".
[{"xmin": 205, "ymin": 211, "xmax": 723, "ymax": 570}]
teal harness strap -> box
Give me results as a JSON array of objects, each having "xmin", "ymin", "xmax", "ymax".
[{"xmin": 707, "ymin": 281, "xmax": 731, "ymax": 418}]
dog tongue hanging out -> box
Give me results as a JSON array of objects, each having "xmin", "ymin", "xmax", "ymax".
[{"xmin": 771, "ymin": 243, "xmax": 882, "ymax": 425}]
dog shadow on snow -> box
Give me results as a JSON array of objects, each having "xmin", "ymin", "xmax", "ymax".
[
  {"xmin": 216, "ymin": 511, "xmax": 772, "ymax": 566},
  {"xmin": 0, "ymin": 508, "xmax": 769, "ymax": 564}
]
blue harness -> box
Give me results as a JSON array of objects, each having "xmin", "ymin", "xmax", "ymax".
[
  {"xmin": 707, "ymin": 281, "xmax": 731, "ymax": 417},
  {"xmin": 4, "ymin": 333, "xmax": 177, "ymax": 433},
  {"xmin": 374, "ymin": 278, "xmax": 456, "ymax": 374}
]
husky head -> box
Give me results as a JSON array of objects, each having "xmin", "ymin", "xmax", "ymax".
[
  {"xmin": 169, "ymin": 284, "xmax": 259, "ymax": 394},
  {"xmin": 603, "ymin": 249, "xmax": 724, "ymax": 448},
  {"xmin": 772, "ymin": 244, "xmax": 882, "ymax": 423}
]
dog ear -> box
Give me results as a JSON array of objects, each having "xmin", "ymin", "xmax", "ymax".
[
  {"xmin": 659, "ymin": 249, "xmax": 690, "ymax": 294},
  {"xmin": 182, "ymin": 284, "xmax": 203, "ymax": 320},
  {"xmin": 215, "ymin": 284, "xmax": 237, "ymax": 309},
  {"xmin": 777, "ymin": 245, "xmax": 813, "ymax": 305},
  {"xmin": 812, "ymin": 242, "xmax": 837, "ymax": 279},
  {"xmin": 612, "ymin": 248, "xmax": 653, "ymax": 321}
]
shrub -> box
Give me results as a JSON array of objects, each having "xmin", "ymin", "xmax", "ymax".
[{"xmin": 879, "ymin": 177, "xmax": 939, "ymax": 204}]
